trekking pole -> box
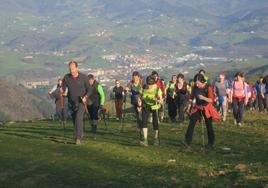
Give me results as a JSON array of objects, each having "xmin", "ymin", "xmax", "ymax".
[
  {"xmin": 120, "ymin": 96, "xmax": 127, "ymax": 132},
  {"xmin": 200, "ymin": 112, "xmax": 205, "ymax": 153},
  {"xmin": 101, "ymin": 107, "xmax": 108, "ymax": 130},
  {"xmin": 155, "ymin": 99, "xmax": 161, "ymax": 145}
]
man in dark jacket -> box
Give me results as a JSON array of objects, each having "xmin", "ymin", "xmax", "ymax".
[
  {"xmin": 87, "ymin": 74, "xmax": 105, "ymax": 138},
  {"xmin": 61, "ymin": 61, "xmax": 90, "ymax": 145}
]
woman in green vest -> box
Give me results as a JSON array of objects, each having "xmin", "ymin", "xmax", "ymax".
[{"xmin": 139, "ymin": 75, "xmax": 163, "ymax": 146}]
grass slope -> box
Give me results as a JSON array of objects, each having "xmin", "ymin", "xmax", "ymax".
[{"xmin": 0, "ymin": 112, "xmax": 267, "ymax": 188}]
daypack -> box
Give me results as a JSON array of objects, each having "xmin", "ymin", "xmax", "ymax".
[{"xmin": 232, "ymin": 81, "xmax": 246, "ymax": 98}]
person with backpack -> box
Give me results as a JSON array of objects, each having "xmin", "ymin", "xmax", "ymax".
[
  {"xmin": 165, "ymin": 75, "xmax": 177, "ymax": 122},
  {"xmin": 214, "ymin": 74, "xmax": 229, "ymax": 122},
  {"xmin": 113, "ymin": 80, "xmax": 125, "ymax": 120},
  {"xmin": 263, "ymin": 75, "xmax": 268, "ymax": 111},
  {"xmin": 61, "ymin": 61, "xmax": 90, "ymax": 145},
  {"xmin": 139, "ymin": 75, "xmax": 163, "ymax": 146},
  {"xmin": 183, "ymin": 74, "xmax": 220, "ymax": 149},
  {"xmin": 254, "ymin": 76, "xmax": 266, "ymax": 112},
  {"xmin": 87, "ymin": 74, "xmax": 105, "ymax": 138},
  {"xmin": 151, "ymin": 71, "xmax": 166, "ymax": 122},
  {"xmin": 126, "ymin": 71, "xmax": 143, "ymax": 139},
  {"xmin": 175, "ymin": 73, "xmax": 188, "ymax": 124},
  {"xmin": 199, "ymin": 69, "xmax": 210, "ymax": 85},
  {"xmin": 230, "ymin": 72, "xmax": 248, "ymax": 127},
  {"xmin": 48, "ymin": 78, "xmax": 68, "ymax": 125},
  {"xmin": 245, "ymin": 81, "xmax": 256, "ymax": 111}
]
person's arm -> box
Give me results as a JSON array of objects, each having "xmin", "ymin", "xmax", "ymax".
[
  {"xmin": 198, "ymin": 86, "xmax": 213, "ymax": 103},
  {"xmin": 98, "ymin": 84, "xmax": 105, "ymax": 106},
  {"xmin": 48, "ymin": 84, "xmax": 57, "ymax": 94},
  {"xmin": 157, "ymin": 88, "xmax": 163, "ymax": 104}
]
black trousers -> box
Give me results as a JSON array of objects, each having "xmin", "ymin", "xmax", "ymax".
[
  {"xmin": 87, "ymin": 105, "xmax": 99, "ymax": 133},
  {"xmin": 142, "ymin": 106, "xmax": 159, "ymax": 130},
  {"xmin": 185, "ymin": 110, "xmax": 214, "ymax": 146},
  {"xmin": 177, "ymin": 99, "xmax": 187, "ymax": 123},
  {"xmin": 133, "ymin": 104, "xmax": 143, "ymax": 129},
  {"xmin": 70, "ymin": 103, "xmax": 85, "ymax": 140},
  {"xmin": 232, "ymin": 97, "xmax": 245, "ymax": 123},
  {"xmin": 167, "ymin": 95, "xmax": 177, "ymax": 120}
]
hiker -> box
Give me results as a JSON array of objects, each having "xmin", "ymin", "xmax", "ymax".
[
  {"xmin": 61, "ymin": 61, "xmax": 90, "ymax": 145},
  {"xmin": 126, "ymin": 71, "xmax": 143, "ymax": 138},
  {"xmin": 165, "ymin": 75, "xmax": 177, "ymax": 122},
  {"xmin": 175, "ymin": 73, "xmax": 188, "ymax": 124},
  {"xmin": 230, "ymin": 72, "xmax": 248, "ymax": 127},
  {"xmin": 113, "ymin": 79, "xmax": 124, "ymax": 120},
  {"xmin": 183, "ymin": 73, "xmax": 220, "ymax": 149},
  {"xmin": 245, "ymin": 81, "xmax": 256, "ymax": 111},
  {"xmin": 139, "ymin": 75, "xmax": 163, "ymax": 146},
  {"xmin": 48, "ymin": 78, "xmax": 68, "ymax": 125},
  {"xmin": 151, "ymin": 71, "xmax": 165, "ymax": 122},
  {"xmin": 199, "ymin": 69, "xmax": 210, "ymax": 85},
  {"xmin": 87, "ymin": 74, "xmax": 105, "ymax": 137},
  {"xmin": 263, "ymin": 75, "xmax": 268, "ymax": 111},
  {"xmin": 254, "ymin": 76, "xmax": 266, "ymax": 112},
  {"xmin": 214, "ymin": 74, "xmax": 230, "ymax": 121}
]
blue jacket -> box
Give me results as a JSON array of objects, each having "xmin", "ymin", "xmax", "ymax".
[{"xmin": 254, "ymin": 81, "xmax": 266, "ymax": 95}]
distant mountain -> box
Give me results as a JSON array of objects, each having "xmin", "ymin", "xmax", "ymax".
[
  {"xmin": 0, "ymin": 79, "xmax": 53, "ymax": 121},
  {"xmin": 0, "ymin": 0, "xmax": 268, "ymax": 78}
]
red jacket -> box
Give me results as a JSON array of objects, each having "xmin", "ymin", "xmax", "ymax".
[{"xmin": 191, "ymin": 103, "xmax": 221, "ymax": 122}]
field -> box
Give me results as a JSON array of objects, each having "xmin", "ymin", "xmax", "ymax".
[{"xmin": 0, "ymin": 111, "xmax": 268, "ymax": 188}]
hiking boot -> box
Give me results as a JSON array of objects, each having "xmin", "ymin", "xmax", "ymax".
[
  {"xmin": 182, "ymin": 140, "xmax": 191, "ymax": 149},
  {"xmin": 76, "ymin": 139, "xmax": 82, "ymax": 145},
  {"xmin": 205, "ymin": 144, "xmax": 215, "ymax": 150},
  {"xmin": 140, "ymin": 139, "xmax": 148, "ymax": 147},
  {"xmin": 234, "ymin": 119, "xmax": 237, "ymax": 125},
  {"xmin": 153, "ymin": 138, "xmax": 160, "ymax": 146},
  {"xmin": 237, "ymin": 123, "xmax": 242, "ymax": 127}
]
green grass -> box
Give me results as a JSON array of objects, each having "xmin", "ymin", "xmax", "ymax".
[{"xmin": 0, "ymin": 111, "xmax": 268, "ymax": 188}]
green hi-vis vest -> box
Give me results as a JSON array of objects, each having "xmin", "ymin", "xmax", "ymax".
[
  {"xmin": 166, "ymin": 81, "xmax": 176, "ymax": 97},
  {"xmin": 142, "ymin": 84, "xmax": 162, "ymax": 110}
]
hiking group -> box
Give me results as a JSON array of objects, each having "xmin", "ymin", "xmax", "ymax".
[{"xmin": 49, "ymin": 60, "xmax": 268, "ymax": 147}]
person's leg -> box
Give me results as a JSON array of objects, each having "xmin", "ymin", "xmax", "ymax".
[
  {"xmin": 115, "ymin": 100, "xmax": 119, "ymax": 119},
  {"xmin": 203, "ymin": 113, "xmax": 214, "ymax": 146},
  {"xmin": 237, "ymin": 100, "xmax": 245, "ymax": 125},
  {"xmin": 152, "ymin": 109, "xmax": 160, "ymax": 145},
  {"xmin": 56, "ymin": 104, "xmax": 62, "ymax": 121},
  {"xmin": 178, "ymin": 100, "xmax": 186, "ymax": 123},
  {"xmin": 185, "ymin": 110, "xmax": 200, "ymax": 145},
  {"xmin": 232, "ymin": 98, "xmax": 239, "ymax": 124},
  {"xmin": 75, "ymin": 103, "xmax": 85, "ymax": 142},
  {"xmin": 141, "ymin": 106, "xmax": 149, "ymax": 146},
  {"xmin": 118, "ymin": 99, "xmax": 123, "ymax": 119},
  {"xmin": 222, "ymin": 96, "xmax": 227, "ymax": 121}
]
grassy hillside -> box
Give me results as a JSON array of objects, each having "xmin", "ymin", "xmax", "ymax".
[{"xmin": 0, "ymin": 111, "xmax": 267, "ymax": 187}]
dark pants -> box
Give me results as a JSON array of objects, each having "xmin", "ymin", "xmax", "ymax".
[
  {"xmin": 56, "ymin": 104, "xmax": 68, "ymax": 122},
  {"xmin": 115, "ymin": 99, "xmax": 123, "ymax": 118},
  {"xmin": 167, "ymin": 97, "xmax": 177, "ymax": 121},
  {"xmin": 232, "ymin": 97, "xmax": 244, "ymax": 123},
  {"xmin": 70, "ymin": 103, "xmax": 85, "ymax": 140},
  {"xmin": 87, "ymin": 105, "xmax": 99, "ymax": 133},
  {"xmin": 133, "ymin": 104, "xmax": 143, "ymax": 129},
  {"xmin": 185, "ymin": 110, "xmax": 214, "ymax": 146},
  {"xmin": 257, "ymin": 94, "xmax": 266, "ymax": 111},
  {"xmin": 142, "ymin": 106, "xmax": 159, "ymax": 130},
  {"xmin": 177, "ymin": 99, "xmax": 187, "ymax": 123}
]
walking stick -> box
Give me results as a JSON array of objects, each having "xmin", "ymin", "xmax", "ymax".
[
  {"xmin": 200, "ymin": 111, "xmax": 205, "ymax": 153},
  {"xmin": 121, "ymin": 96, "xmax": 127, "ymax": 132},
  {"xmin": 100, "ymin": 107, "xmax": 108, "ymax": 130}
]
